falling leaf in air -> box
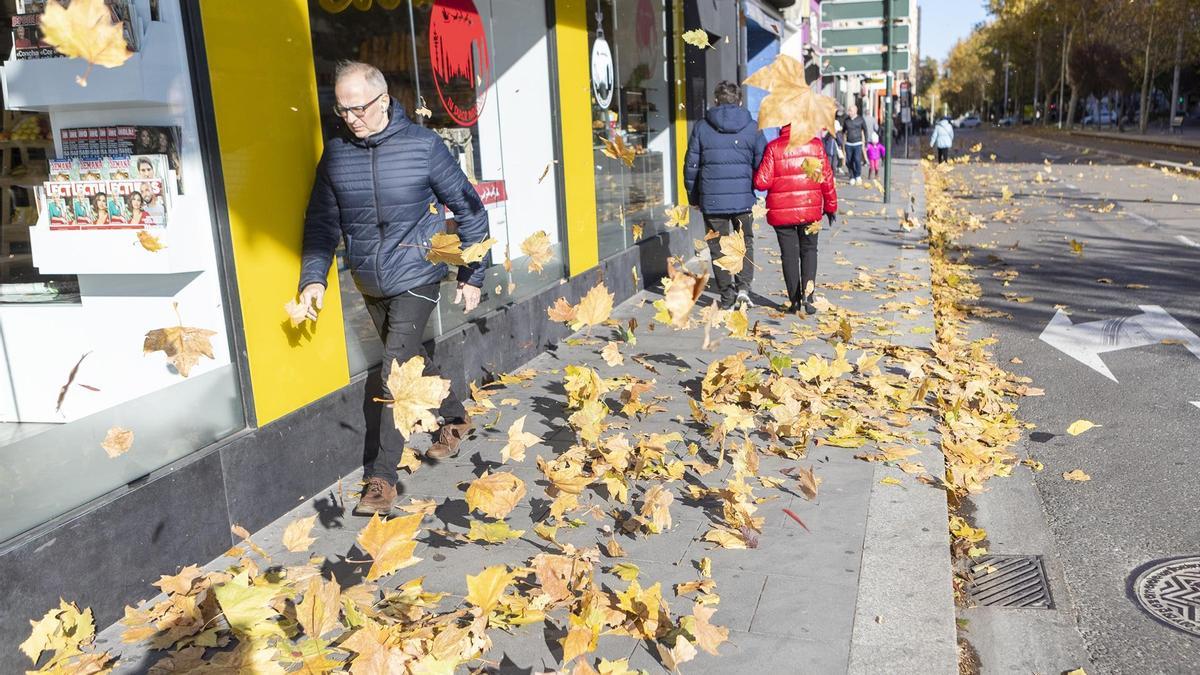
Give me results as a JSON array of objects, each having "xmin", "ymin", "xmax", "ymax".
[
  {"xmin": 382, "ymin": 356, "xmax": 451, "ymax": 438},
  {"xmin": 547, "ymin": 296, "xmax": 578, "ymax": 324},
  {"xmin": 633, "ymin": 223, "xmax": 645, "ymax": 240},
  {"xmin": 461, "ymin": 237, "xmax": 497, "ymax": 265},
  {"xmin": 1066, "ymin": 419, "xmax": 1097, "ymax": 436},
  {"xmin": 501, "ymin": 415, "xmax": 540, "ymax": 463},
  {"xmin": 41, "ymin": 0, "xmax": 132, "ymax": 86},
  {"xmin": 601, "ymin": 341, "xmax": 624, "ymax": 367},
  {"xmin": 465, "ymin": 471, "xmax": 526, "ymax": 520},
  {"xmin": 425, "ymin": 232, "xmax": 465, "ymax": 265},
  {"xmin": 1062, "ymin": 469, "xmax": 1091, "ymax": 482},
  {"xmin": 521, "ymin": 230, "xmax": 554, "ymax": 273},
  {"xmin": 782, "ymin": 464, "xmax": 820, "ymax": 500},
  {"xmin": 284, "ymin": 297, "xmax": 311, "ymax": 328},
  {"xmin": 602, "ymin": 134, "xmax": 637, "ymax": 168},
  {"xmin": 713, "ymin": 232, "xmax": 747, "ymax": 274},
  {"xmin": 281, "ymin": 515, "xmax": 318, "ymax": 552},
  {"xmin": 101, "ymin": 426, "xmax": 133, "ymax": 458},
  {"xmin": 414, "ymin": 96, "xmax": 432, "ymax": 118},
  {"xmin": 356, "ymin": 513, "xmax": 423, "ymax": 580},
  {"xmin": 573, "ymin": 282, "xmax": 615, "ymax": 330},
  {"xmin": 743, "ymin": 54, "xmax": 836, "ymax": 149},
  {"xmin": 665, "ymin": 204, "xmax": 690, "ymax": 229},
  {"xmin": 144, "ymin": 303, "xmax": 217, "ymax": 377},
  {"xmin": 681, "ymin": 29, "xmax": 711, "ymax": 49},
  {"xmin": 661, "ymin": 261, "xmax": 708, "ymax": 328},
  {"xmin": 537, "ymin": 160, "xmax": 558, "ymax": 183},
  {"xmin": 136, "ymin": 230, "xmax": 165, "ymax": 251},
  {"xmin": 801, "ymin": 156, "xmax": 823, "ymax": 182}
]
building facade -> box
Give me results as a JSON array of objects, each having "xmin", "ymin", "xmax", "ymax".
[{"xmin": 0, "ymin": 0, "xmax": 803, "ymax": 666}]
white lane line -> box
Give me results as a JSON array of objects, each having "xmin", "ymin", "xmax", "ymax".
[
  {"xmin": 1192, "ymin": 401, "xmax": 1200, "ymax": 410},
  {"xmin": 1178, "ymin": 235, "xmax": 1200, "ymax": 248},
  {"xmin": 1128, "ymin": 211, "xmax": 1160, "ymax": 228}
]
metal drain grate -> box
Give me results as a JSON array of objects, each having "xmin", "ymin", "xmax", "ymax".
[{"xmin": 967, "ymin": 555, "xmax": 1053, "ymax": 608}]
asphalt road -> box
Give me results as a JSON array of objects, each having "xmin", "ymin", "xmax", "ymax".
[{"xmin": 944, "ymin": 128, "xmax": 1200, "ymax": 673}]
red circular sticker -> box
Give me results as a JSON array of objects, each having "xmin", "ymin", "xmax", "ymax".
[{"xmin": 429, "ymin": 0, "xmax": 491, "ymax": 127}]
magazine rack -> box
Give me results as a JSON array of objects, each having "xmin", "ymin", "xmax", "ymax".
[{"xmin": 1, "ymin": 20, "xmax": 175, "ymax": 111}]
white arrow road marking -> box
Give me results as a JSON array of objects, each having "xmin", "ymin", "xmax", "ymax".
[
  {"xmin": 1177, "ymin": 235, "xmax": 1200, "ymax": 248},
  {"xmin": 1192, "ymin": 402, "xmax": 1200, "ymax": 410},
  {"xmin": 1039, "ymin": 305, "xmax": 1200, "ymax": 382}
]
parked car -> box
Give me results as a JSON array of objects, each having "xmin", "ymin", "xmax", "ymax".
[
  {"xmin": 1081, "ymin": 111, "xmax": 1116, "ymax": 126},
  {"xmin": 996, "ymin": 116, "xmax": 1017, "ymax": 127},
  {"xmin": 953, "ymin": 114, "xmax": 982, "ymax": 129}
]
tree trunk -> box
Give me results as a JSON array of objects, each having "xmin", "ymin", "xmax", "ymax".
[
  {"xmin": 1168, "ymin": 22, "xmax": 1184, "ymax": 130},
  {"xmin": 1138, "ymin": 4, "xmax": 1157, "ymax": 133},
  {"xmin": 1058, "ymin": 22, "xmax": 1068, "ymax": 127},
  {"xmin": 1034, "ymin": 31, "xmax": 1042, "ymax": 122},
  {"xmin": 1065, "ymin": 26, "xmax": 1079, "ymax": 127}
]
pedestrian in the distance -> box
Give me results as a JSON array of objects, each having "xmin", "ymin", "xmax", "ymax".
[
  {"xmin": 684, "ymin": 80, "xmax": 767, "ymax": 310},
  {"xmin": 753, "ymin": 124, "xmax": 838, "ymax": 316},
  {"xmin": 865, "ymin": 132, "xmax": 885, "ymax": 180},
  {"xmin": 843, "ymin": 104, "xmax": 867, "ymax": 185},
  {"xmin": 822, "ymin": 128, "xmax": 842, "ymax": 177},
  {"xmin": 930, "ymin": 116, "xmax": 955, "ymax": 163},
  {"xmin": 297, "ymin": 61, "xmax": 491, "ymax": 516}
]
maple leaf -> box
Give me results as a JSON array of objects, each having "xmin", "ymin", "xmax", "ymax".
[
  {"xmin": 296, "ymin": 575, "xmax": 341, "ymax": 640},
  {"xmin": 611, "ymin": 562, "xmax": 640, "ymax": 581},
  {"xmin": 153, "ymin": 564, "xmax": 204, "ymax": 596},
  {"xmin": 465, "ymin": 471, "xmax": 526, "ymax": 519},
  {"xmin": 281, "ymin": 514, "xmax": 318, "ymax": 552},
  {"xmin": 548, "ymin": 296, "xmax": 578, "ymax": 324},
  {"xmin": 356, "ymin": 513, "xmax": 423, "ymax": 580},
  {"xmin": 656, "ymin": 636, "xmax": 697, "ymax": 672},
  {"xmin": 661, "ymin": 261, "xmax": 708, "ymax": 328},
  {"xmin": 601, "ymin": 341, "xmax": 624, "ymax": 367},
  {"xmin": 466, "ymin": 519, "xmax": 525, "ymax": 544},
  {"xmin": 782, "ymin": 464, "xmax": 821, "ymax": 500},
  {"xmin": 41, "ymin": 0, "xmax": 132, "ymax": 86},
  {"xmin": 425, "ymin": 232, "xmax": 466, "ymax": 265},
  {"xmin": 602, "ymin": 134, "xmax": 637, "ymax": 168},
  {"xmin": 500, "ymin": 415, "xmax": 540, "ymax": 463},
  {"xmin": 743, "ymin": 54, "xmax": 836, "ymax": 149},
  {"xmin": 383, "ymin": 356, "xmax": 451, "ymax": 439},
  {"xmin": 687, "ymin": 603, "xmax": 729, "ymax": 655},
  {"xmin": 461, "ymin": 237, "xmax": 496, "ymax": 265},
  {"xmin": 213, "ymin": 573, "xmax": 286, "ymax": 639},
  {"xmin": 137, "ymin": 230, "xmax": 165, "ymax": 251},
  {"xmin": 466, "ymin": 565, "xmax": 515, "ymax": 615},
  {"xmin": 598, "ymin": 658, "xmax": 638, "ymax": 675},
  {"xmin": 101, "ymin": 426, "xmax": 133, "ymax": 458},
  {"xmin": 665, "ymin": 204, "xmax": 690, "ymax": 229},
  {"xmin": 568, "ymin": 398, "xmax": 608, "ymax": 444},
  {"xmin": 801, "ymin": 156, "xmax": 824, "ymax": 182},
  {"xmin": 632, "ymin": 223, "xmax": 645, "ymax": 240},
  {"xmin": 20, "ymin": 600, "xmax": 96, "ymax": 665},
  {"xmin": 713, "ymin": 232, "xmax": 747, "ymax": 274},
  {"xmin": 573, "ymin": 283, "xmax": 614, "ymax": 330},
  {"xmin": 639, "ymin": 484, "xmax": 674, "ymax": 533},
  {"xmin": 681, "ymin": 28, "xmax": 711, "ymax": 49},
  {"xmin": 521, "ymin": 230, "xmax": 554, "ymax": 273},
  {"xmin": 143, "ymin": 304, "xmax": 217, "ymax": 377}
]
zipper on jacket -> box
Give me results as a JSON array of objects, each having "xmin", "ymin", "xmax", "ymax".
[{"xmin": 371, "ymin": 145, "xmax": 384, "ymax": 287}]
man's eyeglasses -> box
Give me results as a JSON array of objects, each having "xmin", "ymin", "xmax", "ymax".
[{"xmin": 333, "ymin": 92, "xmax": 386, "ymax": 119}]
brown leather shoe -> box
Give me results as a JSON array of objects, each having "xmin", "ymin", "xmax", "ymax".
[
  {"xmin": 353, "ymin": 477, "xmax": 397, "ymax": 515},
  {"xmin": 425, "ymin": 420, "xmax": 471, "ymax": 459}
]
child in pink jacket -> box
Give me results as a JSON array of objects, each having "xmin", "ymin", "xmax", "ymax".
[{"xmin": 865, "ymin": 133, "xmax": 885, "ymax": 180}]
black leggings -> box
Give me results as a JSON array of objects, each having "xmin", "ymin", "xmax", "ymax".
[
  {"xmin": 936, "ymin": 147, "xmax": 950, "ymax": 163},
  {"xmin": 774, "ymin": 224, "xmax": 818, "ymax": 307}
]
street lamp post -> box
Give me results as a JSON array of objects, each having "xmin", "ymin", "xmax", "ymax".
[{"xmin": 883, "ymin": 0, "xmax": 893, "ymax": 204}]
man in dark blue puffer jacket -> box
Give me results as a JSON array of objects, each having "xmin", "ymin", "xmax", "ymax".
[
  {"xmin": 684, "ymin": 81, "xmax": 767, "ymax": 310},
  {"xmin": 297, "ymin": 61, "xmax": 491, "ymax": 515}
]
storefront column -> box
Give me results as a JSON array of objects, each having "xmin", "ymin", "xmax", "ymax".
[
  {"xmin": 198, "ymin": 0, "xmax": 350, "ymax": 425},
  {"xmin": 671, "ymin": 0, "xmax": 689, "ymax": 206},
  {"xmin": 553, "ymin": 0, "xmax": 599, "ymax": 277}
]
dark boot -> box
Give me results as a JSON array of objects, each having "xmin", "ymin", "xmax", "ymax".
[
  {"xmin": 354, "ymin": 476, "xmax": 397, "ymax": 516},
  {"xmin": 804, "ymin": 293, "xmax": 818, "ymax": 315},
  {"xmin": 426, "ymin": 419, "xmax": 472, "ymax": 459}
]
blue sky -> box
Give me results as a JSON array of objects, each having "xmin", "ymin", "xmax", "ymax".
[{"xmin": 918, "ymin": 0, "xmax": 991, "ymax": 65}]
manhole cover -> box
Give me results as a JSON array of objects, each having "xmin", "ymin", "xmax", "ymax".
[
  {"xmin": 966, "ymin": 555, "xmax": 1053, "ymax": 608},
  {"xmin": 1132, "ymin": 556, "xmax": 1200, "ymax": 637}
]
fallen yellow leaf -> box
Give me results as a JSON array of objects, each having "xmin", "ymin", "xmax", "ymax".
[
  {"xmin": 1066, "ymin": 419, "xmax": 1097, "ymax": 436},
  {"xmin": 1063, "ymin": 469, "xmax": 1091, "ymax": 482}
]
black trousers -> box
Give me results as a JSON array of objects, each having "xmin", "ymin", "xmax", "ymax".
[
  {"xmin": 773, "ymin": 225, "xmax": 819, "ymax": 307},
  {"xmin": 936, "ymin": 147, "xmax": 950, "ymax": 163},
  {"xmin": 363, "ymin": 282, "xmax": 466, "ymax": 485},
  {"xmin": 704, "ymin": 212, "xmax": 754, "ymax": 302}
]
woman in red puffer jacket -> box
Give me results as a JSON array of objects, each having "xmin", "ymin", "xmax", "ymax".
[{"xmin": 754, "ymin": 125, "xmax": 838, "ymax": 315}]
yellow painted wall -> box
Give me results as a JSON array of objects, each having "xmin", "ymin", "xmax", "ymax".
[
  {"xmin": 199, "ymin": 1, "xmax": 349, "ymax": 425},
  {"xmin": 553, "ymin": 0, "xmax": 600, "ymax": 276},
  {"xmin": 672, "ymin": 0, "xmax": 688, "ymax": 205}
]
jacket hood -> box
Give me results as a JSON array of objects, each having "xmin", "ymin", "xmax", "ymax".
[
  {"xmin": 346, "ymin": 97, "xmax": 412, "ymax": 148},
  {"xmin": 705, "ymin": 104, "xmax": 755, "ymax": 133}
]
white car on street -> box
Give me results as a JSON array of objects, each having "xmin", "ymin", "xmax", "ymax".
[{"xmin": 953, "ymin": 114, "xmax": 982, "ymax": 129}]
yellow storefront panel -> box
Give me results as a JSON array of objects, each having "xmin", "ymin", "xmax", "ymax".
[
  {"xmin": 553, "ymin": 0, "xmax": 599, "ymax": 277},
  {"xmin": 672, "ymin": 0, "xmax": 688, "ymax": 205},
  {"xmin": 199, "ymin": 1, "xmax": 349, "ymax": 425}
]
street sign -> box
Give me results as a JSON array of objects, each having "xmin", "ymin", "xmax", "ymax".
[
  {"xmin": 1039, "ymin": 305, "xmax": 1200, "ymax": 382},
  {"xmin": 821, "ymin": 25, "xmax": 910, "ymax": 48},
  {"xmin": 821, "ymin": 51, "xmax": 910, "ymax": 74},
  {"xmin": 821, "ymin": 0, "xmax": 908, "ymax": 22}
]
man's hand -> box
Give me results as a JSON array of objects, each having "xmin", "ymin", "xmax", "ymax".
[
  {"xmin": 454, "ymin": 282, "xmax": 481, "ymax": 313},
  {"xmin": 298, "ymin": 283, "xmax": 325, "ymax": 322},
  {"xmin": 826, "ymin": 212, "xmax": 837, "ymax": 228}
]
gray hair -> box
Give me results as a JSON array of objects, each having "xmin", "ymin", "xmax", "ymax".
[{"xmin": 334, "ymin": 60, "xmax": 388, "ymax": 93}]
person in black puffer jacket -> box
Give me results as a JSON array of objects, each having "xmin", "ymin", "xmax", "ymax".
[
  {"xmin": 684, "ymin": 81, "xmax": 767, "ymax": 310},
  {"xmin": 296, "ymin": 61, "xmax": 490, "ymax": 516}
]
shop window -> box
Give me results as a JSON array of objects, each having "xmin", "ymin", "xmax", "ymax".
[
  {"xmin": 588, "ymin": 0, "xmax": 673, "ymax": 260},
  {"xmin": 0, "ymin": 0, "xmax": 246, "ymax": 543},
  {"xmin": 308, "ymin": 0, "xmax": 566, "ymax": 377}
]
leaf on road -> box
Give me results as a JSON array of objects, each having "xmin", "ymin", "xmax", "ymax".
[
  {"xmin": 1066, "ymin": 420, "xmax": 1097, "ymax": 436},
  {"xmin": 465, "ymin": 471, "xmax": 526, "ymax": 520},
  {"xmin": 656, "ymin": 636, "xmax": 697, "ymax": 673},
  {"xmin": 356, "ymin": 513, "xmax": 423, "ymax": 580},
  {"xmin": 383, "ymin": 356, "xmax": 451, "ymax": 439},
  {"xmin": 611, "ymin": 562, "xmax": 640, "ymax": 581},
  {"xmin": 501, "ymin": 415, "xmax": 540, "ymax": 463},
  {"xmin": 466, "ymin": 519, "xmax": 525, "ymax": 544},
  {"xmin": 295, "ymin": 575, "xmax": 340, "ymax": 640},
  {"xmin": 601, "ymin": 341, "xmax": 624, "ymax": 367},
  {"xmin": 1063, "ymin": 469, "xmax": 1091, "ymax": 482},
  {"xmin": 281, "ymin": 515, "xmax": 318, "ymax": 553},
  {"xmin": 781, "ymin": 464, "xmax": 820, "ymax": 500},
  {"xmin": 101, "ymin": 426, "xmax": 133, "ymax": 458},
  {"xmin": 466, "ymin": 565, "xmax": 514, "ymax": 615}
]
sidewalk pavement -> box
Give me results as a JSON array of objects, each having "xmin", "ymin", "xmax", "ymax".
[{"xmin": 93, "ymin": 160, "xmax": 957, "ymax": 674}]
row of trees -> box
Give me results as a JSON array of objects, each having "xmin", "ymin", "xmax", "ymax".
[{"xmin": 927, "ymin": 0, "xmax": 1200, "ymax": 131}]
